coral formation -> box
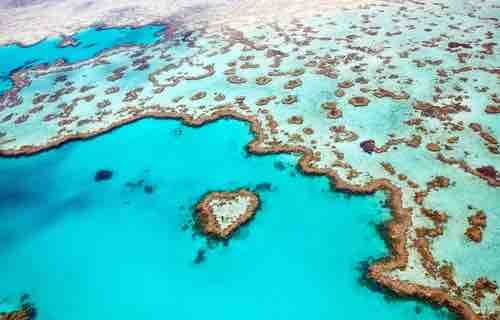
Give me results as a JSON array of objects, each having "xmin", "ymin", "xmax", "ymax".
[
  {"xmin": 195, "ymin": 189, "xmax": 260, "ymax": 239},
  {"xmin": 0, "ymin": 0, "xmax": 499, "ymax": 318}
]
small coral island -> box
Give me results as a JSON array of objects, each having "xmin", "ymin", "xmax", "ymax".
[{"xmin": 195, "ymin": 189, "xmax": 260, "ymax": 239}]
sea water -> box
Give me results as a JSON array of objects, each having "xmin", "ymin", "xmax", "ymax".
[
  {"xmin": 0, "ymin": 25, "xmax": 165, "ymax": 93},
  {"xmin": 0, "ymin": 118, "xmax": 455, "ymax": 319}
]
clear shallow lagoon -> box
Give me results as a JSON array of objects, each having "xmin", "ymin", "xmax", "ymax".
[
  {"xmin": 0, "ymin": 24, "xmax": 165, "ymax": 93},
  {"xmin": 0, "ymin": 118, "xmax": 456, "ymax": 319}
]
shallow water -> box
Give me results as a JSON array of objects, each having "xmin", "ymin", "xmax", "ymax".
[
  {"xmin": 0, "ymin": 118, "xmax": 456, "ymax": 319},
  {"xmin": 0, "ymin": 25, "xmax": 165, "ymax": 93}
]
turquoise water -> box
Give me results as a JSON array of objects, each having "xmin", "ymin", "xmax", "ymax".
[
  {"xmin": 0, "ymin": 25, "xmax": 165, "ymax": 93},
  {"xmin": 0, "ymin": 118, "xmax": 455, "ymax": 319}
]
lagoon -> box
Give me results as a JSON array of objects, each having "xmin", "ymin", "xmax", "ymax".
[
  {"xmin": 0, "ymin": 24, "xmax": 165, "ymax": 93},
  {"xmin": 0, "ymin": 118, "xmax": 455, "ymax": 319}
]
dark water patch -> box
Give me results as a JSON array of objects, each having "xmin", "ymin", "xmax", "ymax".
[
  {"xmin": 0, "ymin": 190, "xmax": 40, "ymax": 210},
  {"xmin": 343, "ymin": 192, "xmax": 353, "ymax": 199},
  {"xmin": 0, "ymin": 163, "xmax": 61, "ymax": 211},
  {"xmin": 94, "ymin": 170, "xmax": 113, "ymax": 182},
  {"xmin": 20, "ymin": 293, "xmax": 30, "ymax": 303},
  {"xmin": 0, "ymin": 191, "xmax": 90, "ymax": 254},
  {"xmin": 20, "ymin": 301, "xmax": 37, "ymax": 319},
  {"xmin": 190, "ymin": 216, "xmax": 205, "ymax": 240},
  {"xmin": 231, "ymin": 225, "xmax": 251, "ymax": 241},
  {"xmin": 206, "ymin": 237, "xmax": 219, "ymax": 250},
  {"xmin": 193, "ymin": 249, "xmax": 206, "ymax": 264},
  {"xmin": 381, "ymin": 198, "xmax": 391, "ymax": 209},
  {"xmin": 416, "ymin": 305, "xmax": 423, "ymax": 314},
  {"xmin": 171, "ymin": 127, "xmax": 183, "ymax": 136},
  {"xmin": 23, "ymin": 58, "xmax": 38, "ymax": 66},
  {"xmin": 0, "ymin": 233, "xmax": 18, "ymax": 252},
  {"xmin": 54, "ymin": 192, "xmax": 91, "ymax": 213},
  {"xmin": 255, "ymin": 182, "xmax": 272, "ymax": 192},
  {"xmin": 273, "ymin": 161, "xmax": 286, "ymax": 171},
  {"xmin": 371, "ymin": 220, "xmax": 392, "ymax": 252},
  {"xmin": 144, "ymin": 185, "xmax": 154, "ymax": 194},
  {"xmin": 125, "ymin": 178, "xmax": 145, "ymax": 189}
]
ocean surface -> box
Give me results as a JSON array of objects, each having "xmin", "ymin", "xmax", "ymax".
[
  {"xmin": 0, "ymin": 25, "xmax": 457, "ymax": 319},
  {"xmin": 0, "ymin": 118, "xmax": 455, "ymax": 319}
]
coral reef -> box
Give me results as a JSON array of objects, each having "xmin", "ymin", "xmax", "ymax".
[
  {"xmin": 0, "ymin": 0, "xmax": 499, "ymax": 318},
  {"xmin": 195, "ymin": 189, "xmax": 260, "ymax": 239}
]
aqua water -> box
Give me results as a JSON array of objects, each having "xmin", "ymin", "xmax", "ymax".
[
  {"xmin": 0, "ymin": 25, "xmax": 165, "ymax": 93},
  {"xmin": 0, "ymin": 118, "xmax": 455, "ymax": 319}
]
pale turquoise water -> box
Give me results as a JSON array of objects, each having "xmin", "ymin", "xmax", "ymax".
[
  {"xmin": 0, "ymin": 24, "xmax": 165, "ymax": 93},
  {"xmin": 0, "ymin": 118, "xmax": 456, "ymax": 319}
]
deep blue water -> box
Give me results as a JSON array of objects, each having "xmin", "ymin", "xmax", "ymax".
[
  {"xmin": 0, "ymin": 118, "xmax": 455, "ymax": 319},
  {"xmin": 0, "ymin": 25, "xmax": 165, "ymax": 93}
]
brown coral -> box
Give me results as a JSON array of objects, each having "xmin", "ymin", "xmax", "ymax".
[{"xmin": 348, "ymin": 96, "xmax": 370, "ymax": 107}]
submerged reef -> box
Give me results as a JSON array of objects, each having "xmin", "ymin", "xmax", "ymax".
[
  {"xmin": 0, "ymin": 0, "xmax": 500, "ymax": 318},
  {"xmin": 94, "ymin": 169, "xmax": 113, "ymax": 182},
  {"xmin": 195, "ymin": 189, "xmax": 260, "ymax": 239},
  {"xmin": 0, "ymin": 301, "xmax": 36, "ymax": 320}
]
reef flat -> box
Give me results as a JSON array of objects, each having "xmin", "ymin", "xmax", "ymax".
[
  {"xmin": 196, "ymin": 189, "xmax": 260, "ymax": 238},
  {"xmin": 0, "ymin": 0, "xmax": 499, "ymax": 318}
]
